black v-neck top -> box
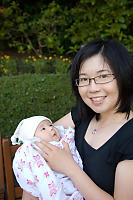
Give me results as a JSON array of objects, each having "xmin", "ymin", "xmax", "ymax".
[{"xmin": 71, "ymin": 106, "xmax": 133, "ymax": 196}]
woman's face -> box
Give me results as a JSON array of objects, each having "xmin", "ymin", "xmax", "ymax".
[{"xmin": 78, "ymin": 54, "xmax": 119, "ymax": 116}]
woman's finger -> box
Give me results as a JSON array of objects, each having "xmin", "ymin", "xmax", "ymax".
[
  {"xmin": 35, "ymin": 140, "xmax": 58, "ymax": 151},
  {"xmin": 33, "ymin": 145, "xmax": 49, "ymax": 161},
  {"xmin": 34, "ymin": 141, "xmax": 52, "ymax": 154},
  {"xmin": 62, "ymin": 141, "xmax": 71, "ymax": 153}
]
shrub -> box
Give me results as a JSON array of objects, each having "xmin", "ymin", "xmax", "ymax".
[
  {"xmin": 0, "ymin": 56, "xmax": 18, "ymax": 76},
  {"xmin": 0, "ymin": 0, "xmax": 133, "ymax": 56},
  {"xmin": 0, "ymin": 73, "xmax": 75, "ymax": 138},
  {"xmin": 54, "ymin": 57, "xmax": 71, "ymax": 73},
  {"xmin": 0, "ymin": 55, "xmax": 72, "ymax": 76}
]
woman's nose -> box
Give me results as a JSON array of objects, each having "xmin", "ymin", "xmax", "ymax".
[{"xmin": 88, "ymin": 79, "xmax": 100, "ymax": 92}]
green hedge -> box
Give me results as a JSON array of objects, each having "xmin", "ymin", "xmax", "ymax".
[{"xmin": 0, "ymin": 73, "xmax": 75, "ymax": 138}]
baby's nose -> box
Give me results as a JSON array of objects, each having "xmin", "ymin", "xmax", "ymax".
[{"xmin": 47, "ymin": 125, "xmax": 53, "ymax": 131}]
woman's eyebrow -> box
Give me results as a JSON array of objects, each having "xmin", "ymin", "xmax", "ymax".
[
  {"xmin": 79, "ymin": 73, "xmax": 87, "ymax": 76},
  {"xmin": 97, "ymin": 69, "xmax": 111, "ymax": 73},
  {"xmin": 79, "ymin": 69, "xmax": 111, "ymax": 76}
]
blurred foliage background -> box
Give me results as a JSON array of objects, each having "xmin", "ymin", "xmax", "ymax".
[{"xmin": 0, "ymin": 0, "xmax": 133, "ymax": 56}]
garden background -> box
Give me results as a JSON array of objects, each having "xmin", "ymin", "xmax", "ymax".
[{"xmin": 0, "ymin": 0, "xmax": 133, "ymax": 137}]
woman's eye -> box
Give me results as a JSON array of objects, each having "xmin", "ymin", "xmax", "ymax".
[
  {"xmin": 80, "ymin": 78, "xmax": 88, "ymax": 82},
  {"xmin": 100, "ymin": 74, "xmax": 108, "ymax": 78}
]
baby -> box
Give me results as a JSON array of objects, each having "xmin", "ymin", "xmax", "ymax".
[{"xmin": 11, "ymin": 116, "xmax": 83, "ymax": 200}]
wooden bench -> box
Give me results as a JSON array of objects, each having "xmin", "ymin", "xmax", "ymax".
[
  {"xmin": 0, "ymin": 133, "xmax": 5, "ymax": 200},
  {"xmin": 2, "ymin": 137, "xmax": 23, "ymax": 200}
]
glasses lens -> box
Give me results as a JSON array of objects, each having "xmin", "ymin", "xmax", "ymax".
[
  {"xmin": 76, "ymin": 78, "xmax": 89, "ymax": 86},
  {"xmin": 95, "ymin": 74, "xmax": 114, "ymax": 83},
  {"xmin": 75, "ymin": 74, "xmax": 114, "ymax": 86}
]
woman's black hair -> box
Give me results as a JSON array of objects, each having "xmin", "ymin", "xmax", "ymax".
[{"xmin": 70, "ymin": 39, "xmax": 133, "ymax": 120}]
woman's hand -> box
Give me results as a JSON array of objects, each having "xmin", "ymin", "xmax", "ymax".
[
  {"xmin": 34, "ymin": 140, "xmax": 76, "ymax": 175},
  {"xmin": 22, "ymin": 190, "xmax": 38, "ymax": 200}
]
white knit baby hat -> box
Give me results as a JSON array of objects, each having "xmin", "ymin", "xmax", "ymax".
[{"xmin": 11, "ymin": 116, "xmax": 52, "ymax": 145}]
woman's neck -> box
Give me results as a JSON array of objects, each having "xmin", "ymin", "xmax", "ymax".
[{"xmin": 98, "ymin": 111, "xmax": 128, "ymax": 124}]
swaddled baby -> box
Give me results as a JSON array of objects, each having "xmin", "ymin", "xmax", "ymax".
[{"xmin": 11, "ymin": 116, "xmax": 83, "ymax": 200}]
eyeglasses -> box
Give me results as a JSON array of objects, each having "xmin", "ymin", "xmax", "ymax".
[{"xmin": 75, "ymin": 74, "xmax": 115, "ymax": 87}]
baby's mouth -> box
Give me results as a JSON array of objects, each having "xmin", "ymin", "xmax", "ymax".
[{"xmin": 53, "ymin": 134, "xmax": 60, "ymax": 141}]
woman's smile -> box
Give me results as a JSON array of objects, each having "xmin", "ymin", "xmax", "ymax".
[{"xmin": 90, "ymin": 96, "xmax": 106, "ymax": 104}]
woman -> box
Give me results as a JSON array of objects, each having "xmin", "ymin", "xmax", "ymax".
[{"xmin": 23, "ymin": 39, "xmax": 133, "ymax": 200}]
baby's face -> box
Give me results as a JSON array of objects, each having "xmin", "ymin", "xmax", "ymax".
[{"xmin": 34, "ymin": 120, "xmax": 60, "ymax": 142}]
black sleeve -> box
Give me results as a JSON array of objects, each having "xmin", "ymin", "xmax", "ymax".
[
  {"xmin": 107, "ymin": 126, "xmax": 133, "ymax": 165},
  {"xmin": 119, "ymin": 137, "xmax": 133, "ymax": 161}
]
